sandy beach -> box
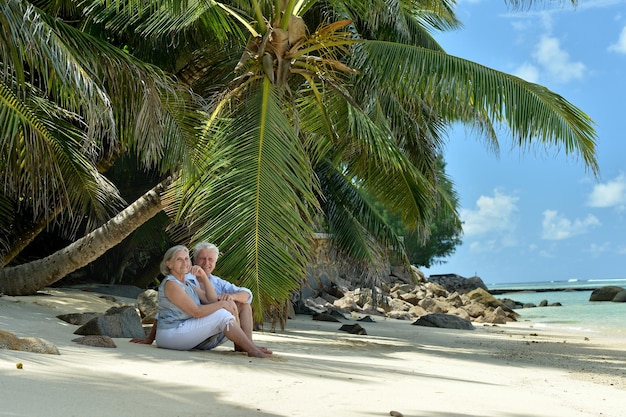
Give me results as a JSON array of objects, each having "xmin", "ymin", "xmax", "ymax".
[{"xmin": 1, "ymin": 287, "xmax": 624, "ymax": 417}]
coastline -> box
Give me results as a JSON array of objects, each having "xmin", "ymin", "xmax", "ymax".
[{"xmin": 1, "ymin": 287, "xmax": 625, "ymax": 417}]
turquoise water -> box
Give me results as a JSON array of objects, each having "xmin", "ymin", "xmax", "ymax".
[{"xmin": 488, "ymin": 279, "xmax": 626, "ymax": 337}]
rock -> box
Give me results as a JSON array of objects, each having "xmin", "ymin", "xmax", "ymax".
[
  {"xmin": 466, "ymin": 288, "xmax": 502, "ymax": 308},
  {"xmin": 538, "ymin": 299, "xmax": 548, "ymax": 307},
  {"xmin": 399, "ymin": 292, "xmax": 420, "ymax": 306},
  {"xmin": 387, "ymin": 310, "xmax": 411, "ymax": 320},
  {"xmin": 465, "ymin": 288, "xmax": 519, "ymax": 321},
  {"xmin": 312, "ymin": 312, "xmax": 340, "ymax": 322},
  {"xmin": 72, "ymin": 335, "xmax": 117, "ymax": 348},
  {"xmin": 74, "ymin": 305, "xmax": 145, "ymax": 338},
  {"xmin": 612, "ymin": 290, "xmax": 626, "ymax": 302},
  {"xmin": 461, "ymin": 302, "xmax": 487, "ymax": 319},
  {"xmin": 304, "ymin": 298, "xmax": 328, "ymax": 313},
  {"xmin": 445, "ymin": 292, "xmax": 464, "ymax": 308},
  {"xmin": 427, "ymin": 274, "xmax": 488, "ymax": 294},
  {"xmin": 333, "ymin": 296, "xmax": 358, "ymax": 311},
  {"xmin": 338, "ymin": 324, "xmax": 367, "ymax": 335},
  {"xmin": 446, "ymin": 307, "xmax": 472, "ymax": 321},
  {"xmin": 353, "ymin": 288, "xmax": 375, "ymax": 308},
  {"xmin": 0, "ymin": 330, "xmax": 59, "ymax": 354},
  {"xmin": 329, "ymin": 308, "xmax": 348, "ymax": 319},
  {"xmin": 412, "ymin": 313, "xmax": 475, "ymax": 330},
  {"xmin": 482, "ymin": 306, "xmax": 508, "ymax": 324},
  {"xmin": 0, "ymin": 329, "xmax": 22, "ymax": 350},
  {"xmin": 424, "ymin": 282, "xmax": 448, "ymax": 297},
  {"xmin": 57, "ymin": 312, "xmax": 99, "ymax": 326},
  {"xmin": 500, "ymin": 298, "xmax": 523, "ymax": 309},
  {"xmin": 589, "ymin": 286, "xmax": 625, "ymax": 301},
  {"xmin": 136, "ymin": 289, "xmax": 158, "ymax": 322},
  {"xmin": 408, "ymin": 304, "xmax": 428, "ymax": 317},
  {"xmin": 418, "ymin": 297, "xmax": 449, "ymax": 313},
  {"xmin": 357, "ymin": 315, "xmax": 375, "ymax": 322},
  {"xmin": 388, "ymin": 298, "xmax": 411, "ymax": 312}
]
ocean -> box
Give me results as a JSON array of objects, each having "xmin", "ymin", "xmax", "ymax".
[{"xmin": 487, "ymin": 278, "xmax": 626, "ymax": 338}]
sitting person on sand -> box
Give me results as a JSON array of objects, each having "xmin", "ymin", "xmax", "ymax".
[
  {"xmin": 131, "ymin": 242, "xmax": 270, "ymax": 354},
  {"xmin": 146, "ymin": 245, "xmax": 268, "ymax": 358},
  {"xmin": 190, "ymin": 241, "xmax": 257, "ymax": 348}
]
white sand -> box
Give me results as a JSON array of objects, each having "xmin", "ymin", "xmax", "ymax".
[{"xmin": 1, "ymin": 287, "xmax": 624, "ymax": 417}]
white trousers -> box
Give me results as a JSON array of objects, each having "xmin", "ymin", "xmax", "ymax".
[{"xmin": 156, "ymin": 309, "xmax": 234, "ymax": 351}]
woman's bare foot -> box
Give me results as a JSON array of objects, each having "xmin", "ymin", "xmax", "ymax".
[
  {"xmin": 236, "ymin": 344, "xmax": 272, "ymax": 354},
  {"xmin": 247, "ymin": 347, "xmax": 269, "ymax": 358}
]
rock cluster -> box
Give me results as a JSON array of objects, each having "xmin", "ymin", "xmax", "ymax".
[{"xmin": 297, "ymin": 266, "xmax": 519, "ymax": 325}]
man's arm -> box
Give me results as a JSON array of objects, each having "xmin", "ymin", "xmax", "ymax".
[{"xmin": 218, "ymin": 290, "xmax": 251, "ymax": 304}]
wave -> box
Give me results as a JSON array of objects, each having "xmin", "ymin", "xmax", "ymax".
[{"xmin": 587, "ymin": 278, "xmax": 626, "ymax": 282}]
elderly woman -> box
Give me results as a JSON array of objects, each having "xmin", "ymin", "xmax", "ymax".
[{"xmin": 155, "ymin": 245, "xmax": 268, "ymax": 358}]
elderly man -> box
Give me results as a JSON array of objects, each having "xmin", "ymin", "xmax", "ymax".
[{"xmin": 131, "ymin": 242, "xmax": 270, "ymax": 354}]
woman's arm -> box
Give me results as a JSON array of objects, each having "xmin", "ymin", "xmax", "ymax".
[
  {"xmin": 190, "ymin": 266, "xmax": 218, "ymax": 304},
  {"xmin": 164, "ymin": 280, "xmax": 238, "ymax": 318}
]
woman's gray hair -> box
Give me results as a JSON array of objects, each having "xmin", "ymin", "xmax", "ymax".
[
  {"xmin": 193, "ymin": 241, "xmax": 220, "ymax": 259},
  {"xmin": 160, "ymin": 245, "xmax": 189, "ymax": 275}
]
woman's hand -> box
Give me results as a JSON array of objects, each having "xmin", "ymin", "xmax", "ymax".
[
  {"xmin": 190, "ymin": 265, "xmax": 207, "ymax": 280},
  {"xmin": 219, "ymin": 299, "xmax": 239, "ymax": 317}
]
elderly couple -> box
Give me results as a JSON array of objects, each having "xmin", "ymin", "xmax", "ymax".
[{"xmin": 130, "ymin": 242, "xmax": 271, "ymax": 358}]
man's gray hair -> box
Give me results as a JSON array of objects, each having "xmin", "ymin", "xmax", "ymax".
[{"xmin": 193, "ymin": 241, "xmax": 220, "ymax": 258}]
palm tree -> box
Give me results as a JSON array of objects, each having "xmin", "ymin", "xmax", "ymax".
[
  {"xmin": 0, "ymin": 0, "xmax": 202, "ymax": 290},
  {"xmin": 73, "ymin": 0, "xmax": 595, "ymax": 318},
  {"xmin": 1, "ymin": 0, "xmax": 596, "ymax": 323}
]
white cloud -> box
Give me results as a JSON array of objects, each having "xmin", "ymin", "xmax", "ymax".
[
  {"xmin": 461, "ymin": 190, "xmax": 519, "ymax": 251},
  {"xmin": 587, "ymin": 173, "xmax": 626, "ymax": 209},
  {"xmin": 541, "ymin": 210, "xmax": 601, "ymax": 240},
  {"xmin": 513, "ymin": 63, "xmax": 540, "ymax": 82},
  {"xmin": 533, "ymin": 35, "xmax": 585, "ymax": 83},
  {"xmin": 587, "ymin": 242, "xmax": 610, "ymax": 256},
  {"xmin": 609, "ymin": 26, "xmax": 626, "ymax": 54},
  {"xmin": 539, "ymin": 250, "xmax": 555, "ymax": 258}
]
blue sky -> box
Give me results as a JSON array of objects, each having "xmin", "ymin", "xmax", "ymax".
[{"xmin": 422, "ymin": 0, "xmax": 626, "ymax": 284}]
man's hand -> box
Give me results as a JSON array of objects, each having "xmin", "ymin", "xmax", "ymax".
[{"xmin": 217, "ymin": 293, "xmax": 233, "ymax": 302}]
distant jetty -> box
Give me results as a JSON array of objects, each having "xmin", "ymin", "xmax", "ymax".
[{"xmin": 489, "ymin": 287, "xmax": 599, "ymax": 295}]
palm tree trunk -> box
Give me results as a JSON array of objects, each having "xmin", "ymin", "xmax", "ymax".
[
  {"xmin": 1, "ymin": 205, "xmax": 64, "ymax": 267},
  {"xmin": 0, "ymin": 177, "xmax": 172, "ymax": 296}
]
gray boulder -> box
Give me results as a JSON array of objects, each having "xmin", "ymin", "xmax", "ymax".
[
  {"xmin": 74, "ymin": 305, "xmax": 144, "ymax": 338},
  {"xmin": 612, "ymin": 290, "xmax": 626, "ymax": 302},
  {"xmin": 589, "ymin": 286, "xmax": 625, "ymax": 302},
  {"xmin": 427, "ymin": 274, "xmax": 488, "ymax": 294},
  {"xmin": 72, "ymin": 335, "xmax": 117, "ymax": 348},
  {"xmin": 57, "ymin": 312, "xmax": 99, "ymax": 326},
  {"xmin": 412, "ymin": 313, "xmax": 475, "ymax": 330},
  {"xmin": 136, "ymin": 289, "xmax": 159, "ymax": 323}
]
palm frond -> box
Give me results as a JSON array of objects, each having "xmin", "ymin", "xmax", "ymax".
[
  {"xmin": 0, "ymin": 77, "xmax": 120, "ymax": 223},
  {"xmin": 171, "ymin": 79, "xmax": 318, "ymax": 319},
  {"xmin": 316, "ymin": 158, "xmax": 403, "ymax": 263},
  {"xmin": 361, "ymin": 40, "xmax": 598, "ymax": 175}
]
